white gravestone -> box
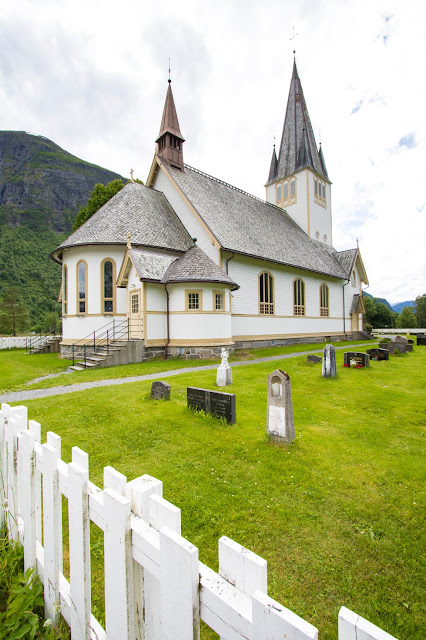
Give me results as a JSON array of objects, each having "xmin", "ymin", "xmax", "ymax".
[
  {"xmin": 266, "ymin": 370, "xmax": 295, "ymax": 444},
  {"xmin": 216, "ymin": 348, "xmax": 232, "ymax": 386}
]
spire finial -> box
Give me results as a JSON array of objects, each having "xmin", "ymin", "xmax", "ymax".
[
  {"xmin": 290, "ymin": 27, "xmax": 298, "ymax": 58},
  {"xmin": 130, "ymin": 168, "xmax": 134, "ymax": 182},
  {"xmin": 168, "ymin": 58, "xmax": 171, "ymax": 84}
]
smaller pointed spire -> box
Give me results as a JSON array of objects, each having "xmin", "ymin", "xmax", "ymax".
[
  {"xmin": 267, "ymin": 145, "xmax": 278, "ymax": 184},
  {"xmin": 318, "ymin": 144, "xmax": 329, "ymax": 180}
]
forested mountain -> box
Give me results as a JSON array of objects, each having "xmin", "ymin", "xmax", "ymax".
[
  {"xmin": 0, "ymin": 131, "xmax": 125, "ymax": 327},
  {"xmin": 392, "ymin": 300, "xmax": 415, "ymax": 313}
]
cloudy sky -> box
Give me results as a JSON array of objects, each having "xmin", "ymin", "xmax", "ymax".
[{"xmin": 1, "ymin": 0, "xmax": 425, "ymax": 304}]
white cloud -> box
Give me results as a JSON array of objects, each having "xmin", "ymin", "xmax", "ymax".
[{"xmin": 1, "ymin": 0, "xmax": 425, "ymax": 302}]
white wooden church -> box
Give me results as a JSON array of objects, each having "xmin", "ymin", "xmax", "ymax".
[{"xmin": 52, "ymin": 61, "xmax": 368, "ymax": 360}]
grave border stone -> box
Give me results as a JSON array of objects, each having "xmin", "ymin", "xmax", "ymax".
[{"xmin": 187, "ymin": 387, "xmax": 236, "ymax": 425}]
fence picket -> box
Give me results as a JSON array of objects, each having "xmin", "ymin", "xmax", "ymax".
[
  {"xmin": 68, "ymin": 448, "xmax": 91, "ymax": 640},
  {"xmin": 338, "ymin": 607, "xmax": 398, "ymax": 640},
  {"xmin": 21, "ymin": 429, "xmax": 37, "ymax": 573},
  {"xmin": 104, "ymin": 488, "xmax": 134, "ymax": 640},
  {"xmin": 0, "ymin": 410, "xmax": 5, "ymax": 530},
  {"xmin": 28, "ymin": 420, "xmax": 42, "ymax": 542},
  {"xmin": 42, "ymin": 442, "xmax": 61, "ymax": 624}
]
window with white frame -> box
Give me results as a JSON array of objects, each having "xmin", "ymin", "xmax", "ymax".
[
  {"xmin": 77, "ymin": 260, "xmax": 87, "ymax": 314},
  {"xmin": 320, "ymin": 283, "xmax": 329, "ymax": 317},
  {"xmin": 259, "ymin": 272, "xmax": 274, "ymax": 315},
  {"xmin": 293, "ymin": 278, "xmax": 305, "ymax": 316}
]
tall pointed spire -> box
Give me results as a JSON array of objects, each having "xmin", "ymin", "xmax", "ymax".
[
  {"xmin": 269, "ymin": 60, "xmax": 329, "ymax": 184},
  {"xmin": 156, "ymin": 80, "xmax": 185, "ymax": 171}
]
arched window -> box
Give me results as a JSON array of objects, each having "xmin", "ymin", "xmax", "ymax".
[
  {"xmin": 276, "ymin": 184, "xmax": 282, "ymax": 202},
  {"xmin": 259, "ymin": 272, "xmax": 274, "ymax": 315},
  {"xmin": 62, "ymin": 264, "xmax": 68, "ymax": 315},
  {"xmin": 76, "ymin": 260, "xmax": 87, "ymax": 314},
  {"xmin": 101, "ymin": 258, "xmax": 116, "ymax": 313},
  {"xmin": 293, "ymin": 278, "xmax": 305, "ymax": 316},
  {"xmin": 320, "ymin": 283, "xmax": 329, "ymax": 317}
]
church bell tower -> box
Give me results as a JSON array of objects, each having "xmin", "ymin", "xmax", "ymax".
[
  {"xmin": 156, "ymin": 79, "xmax": 185, "ymax": 171},
  {"xmin": 266, "ymin": 61, "xmax": 332, "ymax": 245}
]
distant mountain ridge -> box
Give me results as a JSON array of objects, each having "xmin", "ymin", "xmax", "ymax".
[
  {"xmin": 363, "ymin": 291, "xmax": 415, "ymax": 313},
  {"xmin": 0, "ymin": 130, "xmax": 126, "ymax": 326}
]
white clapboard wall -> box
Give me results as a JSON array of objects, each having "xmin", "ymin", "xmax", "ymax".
[{"xmin": 0, "ymin": 403, "xmax": 398, "ymax": 640}]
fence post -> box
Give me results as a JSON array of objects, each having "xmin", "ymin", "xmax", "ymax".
[
  {"xmin": 28, "ymin": 420, "xmax": 42, "ymax": 542},
  {"xmin": 94, "ymin": 330, "xmax": 96, "ymax": 353},
  {"xmin": 107, "ymin": 329, "xmax": 109, "ymax": 354},
  {"xmin": 72, "ymin": 343, "xmax": 75, "ymax": 366},
  {"xmin": 338, "ymin": 607, "xmax": 398, "ymax": 640},
  {"xmin": 68, "ymin": 447, "xmax": 91, "ymax": 640},
  {"xmin": 42, "ymin": 438, "xmax": 61, "ymax": 624}
]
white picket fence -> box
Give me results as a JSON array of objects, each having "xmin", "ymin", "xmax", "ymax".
[
  {"xmin": 0, "ymin": 336, "xmax": 32, "ymax": 349},
  {"xmin": 0, "ymin": 403, "xmax": 398, "ymax": 640}
]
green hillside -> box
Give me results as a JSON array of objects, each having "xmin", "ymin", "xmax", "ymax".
[{"xmin": 0, "ymin": 131, "xmax": 125, "ymax": 328}]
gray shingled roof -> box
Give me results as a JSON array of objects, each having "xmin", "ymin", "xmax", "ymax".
[
  {"xmin": 161, "ymin": 245, "xmax": 239, "ymax": 290},
  {"xmin": 129, "ymin": 248, "xmax": 178, "ymax": 281},
  {"xmin": 53, "ymin": 182, "xmax": 193, "ymax": 259},
  {"xmin": 164, "ymin": 163, "xmax": 347, "ymax": 279},
  {"xmin": 269, "ymin": 61, "xmax": 329, "ymax": 184},
  {"xmin": 334, "ymin": 249, "xmax": 357, "ymax": 277}
]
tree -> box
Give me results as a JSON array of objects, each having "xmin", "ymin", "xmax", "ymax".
[
  {"xmin": 42, "ymin": 311, "xmax": 61, "ymax": 334},
  {"xmin": 414, "ymin": 294, "xmax": 426, "ymax": 328},
  {"xmin": 0, "ymin": 288, "xmax": 30, "ymax": 335},
  {"xmin": 395, "ymin": 306, "xmax": 417, "ymax": 329},
  {"xmin": 363, "ymin": 295, "xmax": 377, "ymax": 326},
  {"xmin": 362, "ymin": 294, "xmax": 397, "ymax": 328},
  {"xmin": 72, "ymin": 179, "xmax": 125, "ymax": 231}
]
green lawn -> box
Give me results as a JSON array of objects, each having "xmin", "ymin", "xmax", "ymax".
[
  {"xmin": 5, "ymin": 346, "xmax": 425, "ymax": 639},
  {"xmin": 0, "ymin": 339, "xmax": 375, "ymax": 393}
]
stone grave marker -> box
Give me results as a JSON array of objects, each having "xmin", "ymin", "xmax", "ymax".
[
  {"xmin": 187, "ymin": 387, "xmax": 236, "ymax": 425},
  {"xmin": 366, "ymin": 348, "xmax": 389, "ymax": 361},
  {"xmin": 380, "ymin": 341, "xmax": 407, "ymax": 354},
  {"xmin": 307, "ymin": 354, "xmax": 322, "ymax": 364},
  {"xmin": 417, "ymin": 335, "xmax": 426, "ymax": 346},
  {"xmin": 266, "ymin": 370, "xmax": 295, "ymax": 444},
  {"xmin": 151, "ymin": 380, "xmax": 171, "ymax": 400},
  {"xmin": 322, "ymin": 344, "xmax": 337, "ymax": 378},
  {"xmin": 216, "ymin": 348, "xmax": 232, "ymax": 386},
  {"xmin": 343, "ymin": 352, "xmax": 370, "ymax": 368},
  {"xmin": 394, "ymin": 335, "xmax": 408, "ymax": 344}
]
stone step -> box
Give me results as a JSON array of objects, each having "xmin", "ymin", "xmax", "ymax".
[
  {"xmin": 75, "ymin": 361, "xmax": 99, "ymax": 368},
  {"xmin": 86, "ymin": 356, "xmax": 106, "ymax": 363},
  {"xmin": 68, "ymin": 365, "xmax": 85, "ymax": 371}
]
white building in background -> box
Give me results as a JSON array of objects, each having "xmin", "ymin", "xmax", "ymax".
[{"xmin": 52, "ymin": 61, "xmax": 368, "ymax": 359}]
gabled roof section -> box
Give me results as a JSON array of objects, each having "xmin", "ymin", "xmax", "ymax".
[
  {"xmin": 161, "ymin": 244, "xmax": 239, "ymax": 290},
  {"xmin": 156, "ymin": 81, "xmax": 184, "ymax": 142},
  {"xmin": 334, "ymin": 248, "xmax": 368, "ymax": 284},
  {"xmin": 161, "ymin": 162, "xmax": 348, "ymax": 279},
  {"xmin": 52, "ymin": 181, "xmax": 193, "ymax": 262},
  {"xmin": 270, "ymin": 60, "xmax": 329, "ymax": 184},
  {"xmin": 130, "ymin": 248, "xmax": 177, "ymax": 282},
  {"xmin": 350, "ymin": 294, "xmax": 365, "ymax": 313}
]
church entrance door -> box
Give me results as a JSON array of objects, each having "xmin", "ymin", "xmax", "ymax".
[
  {"xmin": 129, "ymin": 289, "xmax": 143, "ymax": 339},
  {"xmin": 351, "ymin": 313, "xmax": 359, "ymax": 333}
]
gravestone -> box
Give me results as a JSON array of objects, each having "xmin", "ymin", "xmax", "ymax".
[
  {"xmin": 417, "ymin": 335, "xmax": 426, "ymax": 346},
  {"xmin": 322, "ymin": 344, "xmax": 336, "ymax": 378},
  {"xmin": 366, "ymin": 348, "xmax": 389, "ymax": 361},
  {"xmin": 380, "ymin": 341, "xmax": 407, "ymax": 354},
  {"xmin": 216, "ymin": 348, "xmax": 232, "ymax": 386},
  {"xmin": 266, "ymin": 370, "xmax": 295, "ymax": 444},
  {"xmin": 187, "ymin": 387, "xmax": 236, "ymax": 425},
  {"xmin": 151, "ymin": 380, "xmax": 171, "ymax": 400},
  {"xmin": 343, "ymin": 351, "xmax": 370, "ymax": 368},
  {"xmin": 405, "ymin": 343, "xmax": 413, "ymax": 352},
  {"xmin": 394, "ymin": 335, "xmax": 408, "ymax": 344},
  {"xmin": 307, "ymin": 355, "xmax": 322, "ymax": 364}
]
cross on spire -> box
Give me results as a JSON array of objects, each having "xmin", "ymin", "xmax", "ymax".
[
  {"xmin": 130, "ymin": 168, "xmax": 134, "ymax": 182},
  {"xmin": 168, "ymin": 58, "xmax": 171, "ymax": 84},
  {"xmin": 290, "ymin": 27, "xmax": 298, "ymax": 57}
]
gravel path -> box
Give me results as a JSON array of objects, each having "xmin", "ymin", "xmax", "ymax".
[{"xmin": 0, "ymin": 343, "xmax": 374, "ymax": 404}]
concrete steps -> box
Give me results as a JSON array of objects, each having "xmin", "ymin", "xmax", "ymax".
[{"xmin": 68, "ymin": 340, "xmax": 128, "ymax": 371}]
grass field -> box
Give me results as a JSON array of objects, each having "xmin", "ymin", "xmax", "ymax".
[{"xmin": 2, "ymin": 344, "xmax": 425, "ymax": 639}]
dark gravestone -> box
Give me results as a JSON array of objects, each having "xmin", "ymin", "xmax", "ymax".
[
  {"xmin": 417, "ymin": 335, "xmax": 426, "ymax": 346},
  {"xmin": 407, "ymin": 339, "xmax": 414, "ymax": 345},
  {"xmin": 343, "ymin": 352, "xmax": 370, "ymax": 368},
  {"xmin": 187, "ymin": 387, "xmax": 236, "ymax": 425},
  {"xmin": 322, "ymin": 344, "xmax": 336, "ymax": 378},
  {"xmin": 151, "ymin": 380, "xmax": 171, "ymax": 400},
  {"xmin": 380, "ymin": 341, "xmax": 407, "ymax": 354},
  {"xmin": 366, "ymin": 348, "xmax": 389, "ymax": 361},
  {"xmin": 307, "ymin": 355, "xmax": 322, "ymax": 364},
  {"xmin": 405, "ymin": 343, "xmax": 413, "ymax": 352}
]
